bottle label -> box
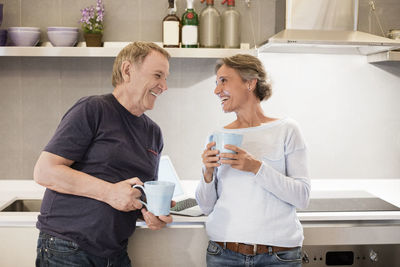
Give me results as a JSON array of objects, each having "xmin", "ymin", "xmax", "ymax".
[
  {"xmin": 182, "ymin": 25, "xmax": 198, "ymax": 45},
  {"xmin": 163, "ymin": 21, "xmax": 180, "ymax": 46}
]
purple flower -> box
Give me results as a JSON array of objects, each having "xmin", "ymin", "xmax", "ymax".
[{"xmin": 79, "ymin": 0, "xmax": 104, "ymax": 34}]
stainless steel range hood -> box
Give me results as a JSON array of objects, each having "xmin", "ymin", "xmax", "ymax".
[
  {"xmin": 260, "ymin": 29, "xmax": 400, "ymax": 55},
  {"xmin": 259, "ymin": 0, "xmax": 400, "ymax": 55}
]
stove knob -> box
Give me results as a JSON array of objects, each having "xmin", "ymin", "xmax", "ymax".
[
  {"xmin": 302, "ymin": 250, "xmax": 310, "ymax": 264},
  {"xmin": 369, "ymin": 249, "xmax": 378, "ymax": 262}
]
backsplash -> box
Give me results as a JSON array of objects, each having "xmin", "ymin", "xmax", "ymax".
[{"xmin": 1, "ymin": 54, "xmax": 400, "ymax": 180}]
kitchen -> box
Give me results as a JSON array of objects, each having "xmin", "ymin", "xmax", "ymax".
[{"xmin": 1, "ymin": 0, "xmax": 400, "ymax": 266}]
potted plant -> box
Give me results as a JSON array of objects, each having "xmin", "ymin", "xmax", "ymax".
[{"xmin": 79, "ymin": 0, "xmax": 105, "ymax": 47}]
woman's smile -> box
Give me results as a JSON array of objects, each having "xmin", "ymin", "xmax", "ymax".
[{"xmin": 221, "ymin": 96, "xmax": 229, "ymax": 104}]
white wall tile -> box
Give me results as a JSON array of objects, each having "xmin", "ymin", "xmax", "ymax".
[{"xmin": 258, "ymin": 52, "xmax": 400, "ymax": 179}]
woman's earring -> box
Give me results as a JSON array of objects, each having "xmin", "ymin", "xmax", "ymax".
[{"xmin": 248, "ymin": 86, "xmax": 251, "ymax": 91}]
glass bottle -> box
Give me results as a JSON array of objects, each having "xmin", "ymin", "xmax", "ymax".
[
  {"xmin": 181, "ymin": 0, "xmax": 199, "ymax": 48},
  {"xmin": 221, "ymin": 0, "xmax": 240, "ymax": 48},
  {"xmin": 163, "ymin": 0, "xmax": 181, "ymax": 48},
  {"xmin": 200, "ymin": 0, "xmax": 221, "ymax": 48}
]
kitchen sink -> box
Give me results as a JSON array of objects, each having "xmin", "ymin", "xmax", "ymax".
[{"xmin": 1, "ymin": 199, "xmax": 42, "ymax": 212}]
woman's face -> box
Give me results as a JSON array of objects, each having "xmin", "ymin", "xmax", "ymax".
[{"xmin": 215, "ymin": 64, "xmax": 249, "ymax": 113}]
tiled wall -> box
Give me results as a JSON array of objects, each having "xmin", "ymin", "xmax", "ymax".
[
  {"xmin": 0, "ymin": 0, "xmax": 400, "ymax": 180},
  {"xmin": 258, "ymin": 53, "xmax": 400, "ymax": 179},
  {"xmin": 358, "ymin": 0, "xmax": 400, "ymax": 36},
  {"xmin": 0, "ymin": 57, "xmax": 114, "ymax": 178},
  {"xmin": 1, "ymin": 55, "xmax": 400, "ymax": 180}
]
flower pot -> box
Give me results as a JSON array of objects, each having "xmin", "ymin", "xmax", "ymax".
[{"xmin": 84, "ymin": 33, "xmax": 103, "ymax": 47}]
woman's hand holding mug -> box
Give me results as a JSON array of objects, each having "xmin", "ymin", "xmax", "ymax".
[
  {"xmin": 202, "ymin": 141, "xmax": 220, "ymax": 183},
  {"xmin": 219, "ymin": 145, "xmax": 262, "ymax": 175}
]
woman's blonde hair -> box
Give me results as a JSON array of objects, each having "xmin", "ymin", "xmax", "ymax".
[
  {"xmin": 215, "ymin": 54, "xmax": 272, "ymax": 101},
  {"xmin": 112, "ymin": 42, "xmax": 170, "ymax": 87}
]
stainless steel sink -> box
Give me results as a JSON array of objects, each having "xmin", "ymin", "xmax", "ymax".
[{"xmin": 1, "ymin": 199, "xmax": 42, "ymax": 212}]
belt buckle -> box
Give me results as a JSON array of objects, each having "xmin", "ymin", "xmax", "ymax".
[
  {"xmin": 268, "ymin": 246, "xmax": 273, "ymax": 255},
  {"xmin": 253, "ymin": 244, "xmax": 258, "ymax": 255}
]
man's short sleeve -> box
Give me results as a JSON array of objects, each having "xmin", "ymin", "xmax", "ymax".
[{"xmin": 44, "ymin": 97, "xmax": 99, "ymax": 161}]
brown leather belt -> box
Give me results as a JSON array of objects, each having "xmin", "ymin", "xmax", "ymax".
[{"xmin": 215, "ymin": 241, "xmax": 295, "ymax": 256}]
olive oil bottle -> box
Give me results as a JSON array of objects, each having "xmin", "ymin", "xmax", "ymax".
[{"xmin": 163, "ymin": 0, "xmax": 180, "ymax": 48}]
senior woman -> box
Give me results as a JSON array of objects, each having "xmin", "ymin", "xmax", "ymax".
[{"xmin": 195, "ymin": 54, "xmax": 310, "ymax": 267}]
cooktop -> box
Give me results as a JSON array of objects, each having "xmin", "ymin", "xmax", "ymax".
[{"xmin": 297, "ymin": 191, "xmax": 400, "ymax": 212}]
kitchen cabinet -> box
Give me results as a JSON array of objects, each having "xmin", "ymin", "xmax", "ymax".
[
  {"xmin": 2, "ymin": 179, "xmax": 400, "ymax": 266},
  {"xmin": 0, "ymin": 180, "xmax": 208, "ymax": 267},
  {"xmin": 0, "ymin": 224, "xmax": 208, "ymax": 267},
  {"xmin": 2, "ymin": 179, "xmax": 400, "ymax": 267},
  {"xmin": 0, "ymin": 227, "xmax": 39, "ymax": 267},
  {"xmin": 0, "ymin": 226, "xmax": 208, "ymax": 267}
]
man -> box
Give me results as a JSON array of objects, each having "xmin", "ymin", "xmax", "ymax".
[{"xmin": 33, "ymin": 42, "xmax": 172, "ymax": 266}]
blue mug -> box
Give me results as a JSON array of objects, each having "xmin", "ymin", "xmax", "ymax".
[
  {"xmin": 209, "ymin": 132, "xmax": 243, "ymax": 154},
  {"xmin": 132, "ymin": 181, "xmax": 175, "ymax": 216}
]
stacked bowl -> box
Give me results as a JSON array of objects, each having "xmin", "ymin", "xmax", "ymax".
[
  {"xmin": 47, "ymin": 27, "xmax": 79, "ymax": 47},
  {"xmin": 8, "ymin": 27, "xmax": 41, "ymax": 46},
  {"xmin": 0, "ymin": 29, "xmax": 6, "ymax": 46},
  {"xmin": 0, "ymin": 4, "xmax": 7, "ymax": 46},
  {"xmin": 0, "ymin": 3, "xmax": 3, "ymax": 27}
]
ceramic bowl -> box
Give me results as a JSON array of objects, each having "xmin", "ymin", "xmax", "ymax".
[
  {"xmin": 8, "ymin": 27, "xmax": 40, "ymax": 32},
  {"xmin": 8, "ymin": 29, "xmax": 40, "ymax": 46},
  {"xmin": 47, "ymin": 27, "xmax": 78, "ymax": 32},
  {"xmin": 47, "ymin": 30, "xmax": 78, "ymax": 47},
  {"xmin": 0, "ymin": 29, "xmax": 7, "ymax": 46}
]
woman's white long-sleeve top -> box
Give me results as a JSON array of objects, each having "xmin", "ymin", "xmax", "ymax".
[{"xmin": 195, "ymin": 118, "xmax": 310, "ymax": 247}]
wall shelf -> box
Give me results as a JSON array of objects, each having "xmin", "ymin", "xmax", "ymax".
[
  {"xmin": 2, "ymin": 42, "xmax": 398, "ymax": 63},
  {"xmin": 367, "ymin": 51, "xmax": 400, "ymax": 63},
  {"xmin": 0, "ymin": 42, "xmax": 257, "ymax": 58}
]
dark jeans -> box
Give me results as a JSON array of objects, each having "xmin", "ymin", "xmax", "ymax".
[
  {"xmin": 36, "ymin": 232, "xmax": 131, "ymax": 267},
  {"xmin": 206, "ymin": 241, "xmax": 302, "ymax": 267}
]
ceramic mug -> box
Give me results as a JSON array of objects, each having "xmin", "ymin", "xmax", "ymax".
[
  {"xmin": 132, "ymin": 181, "xmax": 175, "ymax": 216},
  {"xmin": 209, "ymin": 132, "xmax": 243, "ymax": 154}
]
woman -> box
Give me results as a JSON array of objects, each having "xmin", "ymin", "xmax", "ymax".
[{"xmin": 196, "ymin": 54, "xmax": 310, "ymax": 267}]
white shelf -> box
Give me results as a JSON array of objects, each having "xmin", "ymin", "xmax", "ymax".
[
  {"xmin": 167, "ymin": 47, "xmax": 257, "ymax": 58},
  {"xmin": 3, "ymin": 41, "xmax": 399, "ymax": 63},
  {"xmin": 0, "ymin": 46, "xmax": 118, "ymax": 57},
  {"xmin": 367, "ymin": 51, "xmax": 400, "ymax": 63},
  {"xmin": 0, "ymin": 42, "xmax": 257, "ymax": 58}
]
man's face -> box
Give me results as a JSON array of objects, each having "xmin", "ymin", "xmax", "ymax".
[{"xmin": 129, "ymin": 51, "xmax": 170, "ymax": 112}]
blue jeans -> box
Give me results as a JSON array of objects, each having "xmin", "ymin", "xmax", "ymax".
[
  {"xmin": 36, "ymin": 232, "xmax": 131, "ymax": 267},
  {"xmin": 206, "ymin": 241, "xmax": 302, "ymax": 267}
]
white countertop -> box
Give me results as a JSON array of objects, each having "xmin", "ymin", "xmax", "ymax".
[{"xmin": 1, "ymin": 179, "xmax": 400, "ymax": 227}]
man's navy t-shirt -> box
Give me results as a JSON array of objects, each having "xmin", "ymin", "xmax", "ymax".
[{"xmin": 36, "ymin": 94, "xmax": 163, "ymax": 257}]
